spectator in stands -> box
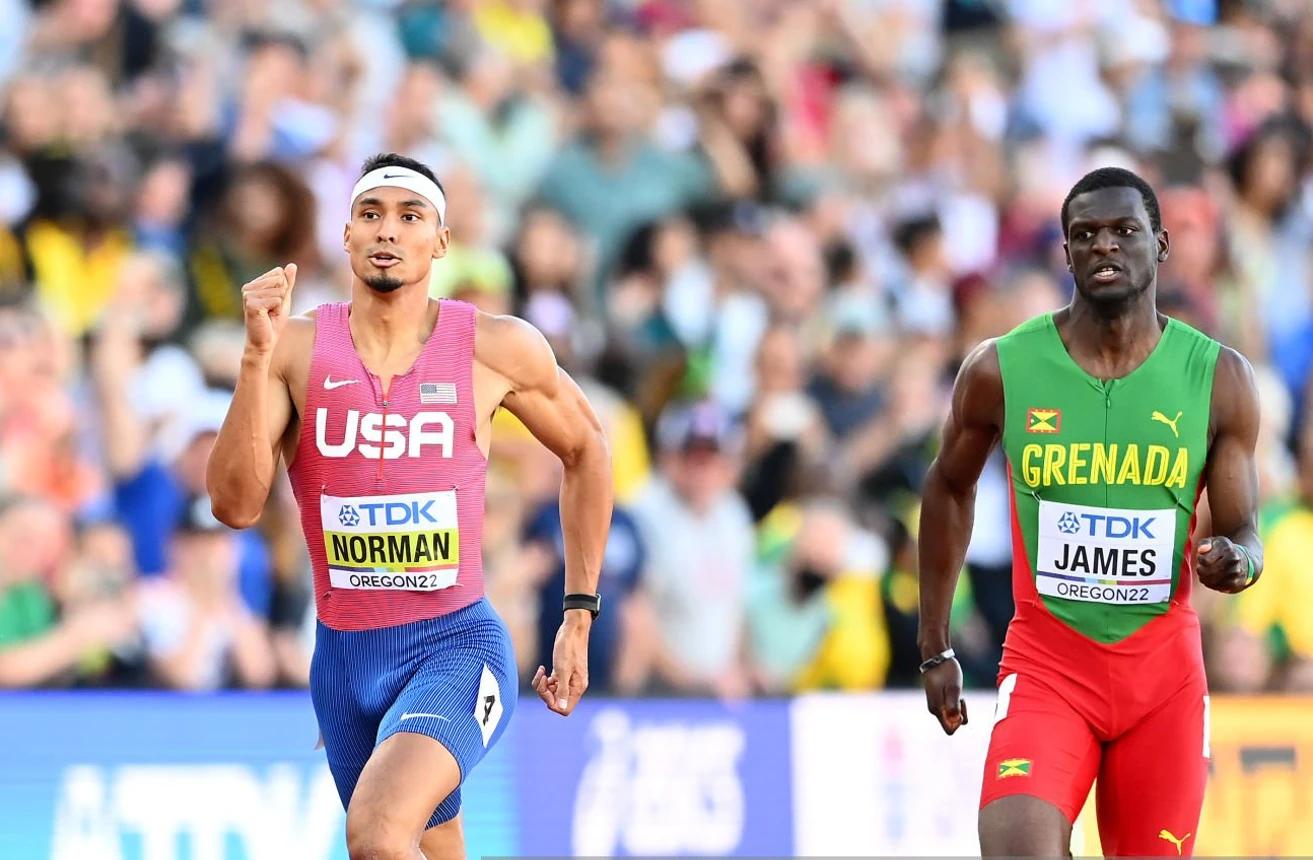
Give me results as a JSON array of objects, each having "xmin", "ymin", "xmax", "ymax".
[
  {"xmin": 137, "ymin": 495, "xmax": 277, "ymax": 691},
  {"xmin": 22, "ymin": 144, "xmax": 138, "ymax": 339},
  {"xmin": 536, "ymin": 44, "xmax": 719, "ymax": 292},
  {"xmin": 628, "ymin": 400, "xmax": 756, "ymax": 697},
  {"xmin": 427, "ymin": 162, "xmax": 515, "ymax": 309},
  {"xmin": 185, "ymin": 162, "xmax": 317, "ymax": 331},
  {"xmin": 93, "ymin": 353, "xmax": 273, "ymax": 621},
  {"xmin": 0, "ymin": 497, "xmax": 137, "ymax": 687},
  {"xmin": 741, "ymin": 323, "xmax": 829, "ymax": 521},
  {"xmin": 749, "ymin": 496, "xmax": 889, "ymax": 693}
]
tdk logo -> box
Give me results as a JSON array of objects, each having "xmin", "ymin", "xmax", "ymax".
[
  {"xmin": 346, "ymin": 500, "xmax": 441, "ymax": 528},
  {"xmin": 1059, "ymin": 511, "xmax": 1157, "ymax": 539}
]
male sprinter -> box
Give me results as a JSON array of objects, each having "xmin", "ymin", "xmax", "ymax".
[
  {"xmin": 917, "ymin": 167, "xmax": 1263, "ymax": 858},
  {"xmin": 206, "ymin": 153, "xmax": 613, "ymax": 860}
]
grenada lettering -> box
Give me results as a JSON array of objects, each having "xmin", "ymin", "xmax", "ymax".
[
  {"xmin": 315, "ymin": 408, "xmax": 453, "ymax": 459},
  {"xmin": 1020, "ymin": 443, "xmax": 1188, "ymax": 489}
]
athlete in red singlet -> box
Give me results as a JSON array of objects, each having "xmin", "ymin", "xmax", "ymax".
[{"xmin": 206, "ymin": 153, "xmax": 614, "ymax": 860}]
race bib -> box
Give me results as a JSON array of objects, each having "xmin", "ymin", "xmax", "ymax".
[
  {"xmin": 321, "ymin": 491, "xmax": 460, "ymax": 591},
  {"xmin": 1035, "ymin": 500, "xmax": 1176, "ymax": 605}
]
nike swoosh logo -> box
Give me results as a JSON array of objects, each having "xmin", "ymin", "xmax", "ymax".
[
  {"xmin": 381, "ymin": 173, "xmax": 408, "ymax": 179},
  {"xmin": 398, "ymin": 713, "xmax": 450, "ymax": 722},
  {"xmin": 324, "ymin": 377, "xmax": 359, "ymax": 390}
]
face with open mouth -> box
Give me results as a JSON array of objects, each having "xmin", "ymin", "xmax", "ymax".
[
  {"xmin": 1063, "ymin": 186, "xmax": 1167, "ymax": 307},
  {"xmin": 368, "ymin": 250, "xmax": 401, "ymax": 269},
  {"xmin": 345, "ymin": 184, "xmax": 449, "ymax": 294}
]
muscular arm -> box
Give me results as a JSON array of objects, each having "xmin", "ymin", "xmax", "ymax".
[
  {"xmin": 480, "ymin": 315, "xmax": 613, "ymax": 613},
  {"xmin": 480, "ymin": 314, "xmax": 612, "ymax": 713},
  {"xmin": 917, "ymin": 341, "xmax": 1004, "ymax": 658},
  {"xmin": 1197, "ymin": 347, "xmax": 1264, "ymax": 593},
  {"xmin": 205, "ymin": 325, "xmax": 300, "ymax": 529}
]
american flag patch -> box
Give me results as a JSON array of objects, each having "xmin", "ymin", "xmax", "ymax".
[{"xmin": 419, "ymin": 382, "xmax": 457, "ymax": 405}]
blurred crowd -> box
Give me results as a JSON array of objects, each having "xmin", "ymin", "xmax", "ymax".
[{"xmin": 0, "ymin": 0, "xmax": 1311, "ymax": 697}]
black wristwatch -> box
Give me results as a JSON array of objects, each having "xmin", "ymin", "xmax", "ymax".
[{"xmin": 563, "ymin": 592, "xmax": 602, "ymax": 619}]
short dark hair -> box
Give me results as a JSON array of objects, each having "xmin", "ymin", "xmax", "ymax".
[
  {"xmin": 244, "ymin": 31, "xmax": 309, "ymax": 62},
  {"xmin": 359, "ymin": 153, "xmax": 445, "ymax": 196},
  {"xmin": 1061, "ymin": 167, "xmax": 1161, "ymax": 234},
  {"xmin": 892, "ymin": 213, "xmax": 941, "ymax": 257}
]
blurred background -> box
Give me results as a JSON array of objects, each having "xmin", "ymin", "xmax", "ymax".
[{"xmin": 0, "ymin": 0, "xmax": 1312, "ymax": 857}]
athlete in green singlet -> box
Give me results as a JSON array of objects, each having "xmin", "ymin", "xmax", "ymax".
[{"xmin": 917, "ymin": 167, "xmax": 1264, "ymax": 857}]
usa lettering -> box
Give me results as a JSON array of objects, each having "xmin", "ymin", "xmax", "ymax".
[{"xmin": 315, "ymin": 408, "xmax": 453, "ymax": 459}]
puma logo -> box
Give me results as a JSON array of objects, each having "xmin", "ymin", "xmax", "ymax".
[
  {"xmin": 1151, "ymin": 410, "xmax": 1183, "ymax": 438},
  {"xmin": 1158, "ymin": 829, "xmax": 1190, "ymax": 855}
]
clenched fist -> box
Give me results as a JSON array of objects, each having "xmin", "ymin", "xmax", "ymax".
[
  {"xmin": 242, "ymin": 264, "xmax": 297, "ymax": 354},
  {"xmin": 1195, "ymin": 535, "xmax": 1256, "ymax": 594},
  {"xmin": 922, "ymin": 656, "xmax": 968, "ymax": 736}
]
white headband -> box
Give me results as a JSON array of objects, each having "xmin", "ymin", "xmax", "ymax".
[{"xmin": 350, "ymin": 166, "xmax": 447, "ymax": 224}]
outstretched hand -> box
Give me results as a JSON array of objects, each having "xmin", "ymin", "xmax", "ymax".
[
  {"xmin": 532, "ymin": 615, "xmax": 590, "ymax": 716},
  {"xmin": 923, "ymin": 657, "xmax": 969, "ymax": 736}
]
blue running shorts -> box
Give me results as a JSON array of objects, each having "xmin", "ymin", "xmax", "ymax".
[{"xmin": 309, "ymin": 596, "xmax": 518, "ymax": 827}]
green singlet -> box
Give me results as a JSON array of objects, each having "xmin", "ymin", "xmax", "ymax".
[{"xmin": 996, "ymin": 312, "xmax": 1221, "ymax": 644}]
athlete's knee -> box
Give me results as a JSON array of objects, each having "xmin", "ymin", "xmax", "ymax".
[
  {"xmin": 345, "ymin": 806, "xmax": 422, "ymax": 860},
  {"xmin": 345, "ymin": 830, "xmax": 417, "ymax": 860},
  {"xmin": 419, "ymin": 817, "xmax": 465, "ymax": 860},
  {"xmin": 980, "ymin": 796, "xmax": 1072, "ymax": 858}
]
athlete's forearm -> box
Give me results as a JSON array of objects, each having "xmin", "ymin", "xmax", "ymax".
[
  {"xmin": 557, "ymin": 434, "xmax": 613, "ymax": 615},
  {"xmin": 207, "ymin": 350, "xmax": 279, "ymax": 528},
  {"xmin": 917, "ymin": 461, "xmax": 976, "ymax": 658}
]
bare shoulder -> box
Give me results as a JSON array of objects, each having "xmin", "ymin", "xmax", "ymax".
[
  {"xmin": 473, "ymin": 311, "xmax": 558, "ymax": 392},
  {"xmin": 1213, "ymin": 345, "xmax": 1257, "ymax": 393},
  {"xmin": 957, "ymin": 338, "xmax": 1002, "ymax": 387},
  {"xmin": 952, "ymin": 338, "xmax": 1004, "ymax": 428},
  {"xmin": 1210, "ymin": 345, "xmax": 1260, "ymax": 438}
]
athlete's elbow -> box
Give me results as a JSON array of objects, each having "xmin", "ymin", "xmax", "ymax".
[
  {"xmin": 208, "ymin": 493, "xmax": 261, "ymax": 530},
  {"xmin": 559, "ymin": 425, "xmax": 611, "ymax": 473},
  {"xmin": 925, "ymin": 458, "xmax": 977, "ymax": 503},
  {"xmin": 205, "ymin": 465, "xmax": 265, "ymax": 529}
]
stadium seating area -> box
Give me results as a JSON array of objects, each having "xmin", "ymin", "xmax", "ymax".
[{"xmin": 0, "ymin": 0, "xmax": 1311, "ymax": 703}]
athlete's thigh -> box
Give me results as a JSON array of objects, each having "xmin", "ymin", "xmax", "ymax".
[
  {"xmin": 980, "ymin": 672, "xmax": 1102, "ymax": 826},
  {"xmin": 348, "ymin": 731, "xmax": 463, "ymax": 849},
  {"xmin": 1097, "ymin": 681, "xmax": 1209, "ymax": 857},
  {"xmin": 375, "ymin": 600, "xmax": 519, "ymax": 828},
  {"xmin": 309, "ymin": 631, "xmax": 379, "ymax": 811},
  {"xmin": 980, "ymin": 795, "xmax": 1073, "ymax": 858}
]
